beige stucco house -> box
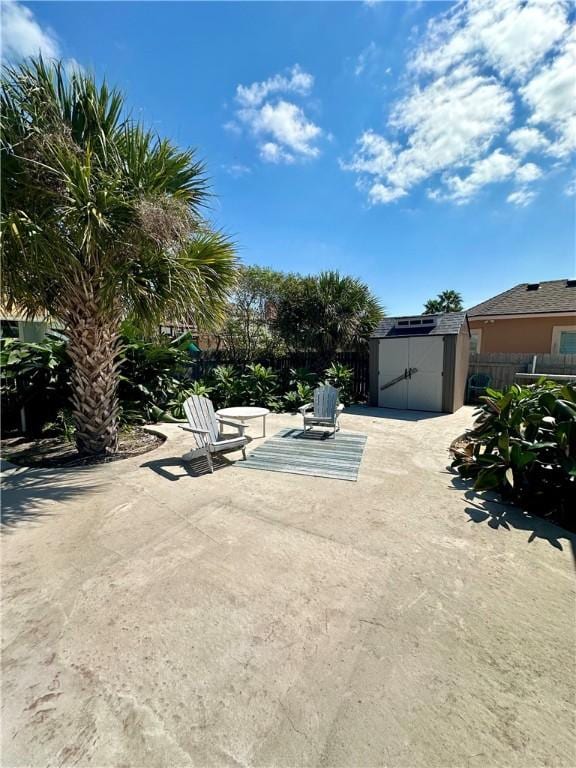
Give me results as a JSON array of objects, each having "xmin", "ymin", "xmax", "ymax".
[{"xmin": 467, "ymin": 279, "xmax": 576, "ymax": 354}]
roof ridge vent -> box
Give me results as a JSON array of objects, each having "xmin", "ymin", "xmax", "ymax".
[
  {"xmin": 395, "ymin": 315, "xmax": 437, "ymax": 328},
  {"xmin": 526, "ymin": 283, "xmax": 540, "ymax": 291}
]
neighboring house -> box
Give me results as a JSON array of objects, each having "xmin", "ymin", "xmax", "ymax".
[
  {"xmin": 0, "ymin": 305, "xmax": 50, "ymax": 342},
  {"xmin": 467, "ymin": 280, "xmax": 576, "ymax": 354}
]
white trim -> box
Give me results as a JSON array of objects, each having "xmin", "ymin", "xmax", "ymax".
[
  {"xmin": 470, "ymin": 311, "xmax": 576, "ymax": 321},
  {"xmin": 551, "ymin": 325, "xmax": 576, "ymax": 354},
  {"xmin": 470, "ymin": 328, "xmax": 482, "ymax": 353}
]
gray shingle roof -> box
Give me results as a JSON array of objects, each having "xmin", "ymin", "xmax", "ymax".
[
  {"xmin": 468, "ymin": 280, "xmax": 576, "ymax": 317},
  {"xmin": 371, "ymin": 312, "xmax": 467, "ymax": 339}
]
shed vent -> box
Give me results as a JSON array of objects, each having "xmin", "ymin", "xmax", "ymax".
[
  {"xmin": 526, "ymin": 283, "xmax": 540, "ymax": 291},
  {"xmin": 566, "ymin": 279, "xmax": 576, "ymax": 288}
]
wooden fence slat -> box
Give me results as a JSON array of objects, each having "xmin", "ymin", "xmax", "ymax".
[{"xmin": 468, "ymin": 352, "xmax": 576, "ymax": 395}]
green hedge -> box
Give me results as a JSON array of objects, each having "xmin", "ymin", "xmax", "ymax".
[{"xmin": 1, "ymin": 335, "xmax": 354, "ymax": 436}]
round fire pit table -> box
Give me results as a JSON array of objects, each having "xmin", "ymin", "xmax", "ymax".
[{"xmin": 216, "ymin": 406, "xmax": 270, "ymax": 438}]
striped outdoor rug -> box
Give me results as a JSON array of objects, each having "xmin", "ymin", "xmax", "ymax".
[{"xmin": 237, "ymin": 428, "xmax": 367, "ymax": 481}]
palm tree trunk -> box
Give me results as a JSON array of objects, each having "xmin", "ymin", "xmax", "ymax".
[{"xmin": 63, "ymin": 297, "xmax": 122, "ymax": 456}]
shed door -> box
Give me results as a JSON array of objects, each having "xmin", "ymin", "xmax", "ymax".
[
  {"xmin": 378, "ymin": 339, "xmax": 409, "ymax": 409},
  {"xmin": 406, "ymin": 336, "xmax": 444, "ymax": 411}
]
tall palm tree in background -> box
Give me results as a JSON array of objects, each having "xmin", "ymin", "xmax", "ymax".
[
  {"xmin": 1, "ymin": 59, "xmax": 237, "ymax": 455},
  {"xmin": 423, "ymin": 289, "xmax": 464, "ymax": 315}
]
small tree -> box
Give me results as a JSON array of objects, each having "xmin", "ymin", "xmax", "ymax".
[
  {"xmin": 423, "ymin": 289, "xmax": 463, "ymax": 314},
  {"xmin": 221, "ymin": 265, "xmax": 289, "ymax": 358},
  {"xmin": 1, "ymin": 59, "xmax": 237, "ymax": 455},
  {"xmin": 275, "ymin": 271, "xmax": 384, "ymax": 364}
]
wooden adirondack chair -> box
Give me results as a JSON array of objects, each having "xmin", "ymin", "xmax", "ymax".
[
  {"xmin": 299, "ymin": 384, "xmax": 344, "ymax": 438},
  {"xmin": 180, "ymin": 395, "xmax": 248, "ymax": 473}
]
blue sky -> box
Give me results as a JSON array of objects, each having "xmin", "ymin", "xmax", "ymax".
[{"xmin": 2, "ymin": 1, "xmax": 575, "ymax": 315}]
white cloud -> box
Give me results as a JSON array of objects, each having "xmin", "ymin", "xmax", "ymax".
[
  {"xmin": 443, "ymin": 149, "xmax": 518, "ymax": 203},
  {"xmin": 222, "ymin": 163, "xmax": 251, "ymax": 178},
  {"xmin": 515, "ymin": 162, "xmax": 542, "ymax": 183},
  {"xmin": 368, "ymin": 183, "xmax": 407, "ymax": 204},
  {"xmin": 1, "ymin": 1, "xmax": 82, "ymax": 76},
  {"xmin": 340, "ymin": 130, "xmax": 397, "ymax": 176},
  {"xmin": 354, "ymin": 42, "xmax": 380, "ymax": 77},
  {"xmin": 235, "ymin": 65, "xmax": 313, "ymax": 108},
  {"xmin": 343, "ymin": 0, "xmax": 575, "ymax": 207},
  {"xmin": 507, "ymin": 127, "xmax": 550, "ymax": 155},
  {"xmin": 345, "ymin": 65, "xmax": 514, "ymax": 204},
  {"xmin": 1, "ymin": 0, "xmax": 59, "ymax": 61},
  {"xmin": 565, "ymin": 178, "xmax": 576, "ymax": 197},
  {"xmin": 413, "ymin": 0, "xmax": 570, "ymax": 81},
  {"xmin": 507, "ymin": 189, "xmax": 537, "ymax": 206},
  {"xmin": 520, "ymin": 26, "xmax": 576, "ymax": 156},
  {"xmin": 231, "ymin": 66, "xmax": 322, "ymax": 164},
  {"xmin": 260, "ymin": 142, "xmax": 295, "ymax": 165}
]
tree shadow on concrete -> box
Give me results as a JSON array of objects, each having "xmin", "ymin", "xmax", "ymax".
[
  {"xmin": 450, "ymin": 473, "xmax": 576, "ymax": 563},
  {"xmin": 1, "ymin": 465, "xmax": 98, "ymax": 533},
  {"xmin": 345, "ymin": 405, "xmax": 446, "ymax": 422}
]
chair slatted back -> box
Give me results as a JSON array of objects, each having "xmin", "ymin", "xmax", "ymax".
[
  {"xmin": 183, "ymin": 395, "xmax": 219, "ymax": 447},
  {"xmin": 314, "ymin": 385, "xmax": 339, "ymax": 418}
]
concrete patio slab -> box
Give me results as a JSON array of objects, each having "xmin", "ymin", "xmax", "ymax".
[{"xmin": 2, "ymin": 407, "xmax": 575, "ymax": 767}]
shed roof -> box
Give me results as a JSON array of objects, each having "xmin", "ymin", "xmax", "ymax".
[
  {"xmin": 371, "ymin": 312, "xmax": 468, "ymax": 339},
  {"xmin": 468, "ymin": 279, "xmax": 576, "ymax": 317}
]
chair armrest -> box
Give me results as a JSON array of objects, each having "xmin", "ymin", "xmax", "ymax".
[
  {"xmin": 216, "ymin": 417, "xmax": 247, "ymax": 436},
  {"xmin": 179, "ymin": 426, "xmax": 211, "ymax": 445},
  {"xmin": 298, "ymin": 402, "xmax": 313, "ymax": 414}
]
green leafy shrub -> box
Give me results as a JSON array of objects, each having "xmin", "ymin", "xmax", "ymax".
[
  {"xmin": 288, "ymin": 367, "xmax": 318, "ymax": 388},
  {"xmin": 118, "ymin": 339, "xmax": 191, "ymax": 423},
  {"xmin": 452, "ymin": 381, "xmax": 576, "ymax": 526},
  {"xmin": 166, "ymin": 381, "xmax": 213, "ymax": 420},
  {"xmin": 283, "ymin": 382, "xmax": 314, "ymax": 412},
  {"xmin": 241, "ymin": 363, "xmax": 278, "ymax": 407},
  {"xmin": 0, "ymin": 335, "xmax": 71, "ymax": 435},
  {"xmin": 44, "ymin": 409, "xmax": 77, "ymax": 442},
  {"xmin": 210, "ymin": 364, "xmax": 241, "ymax": 408},
  {"xmin": 324, "ymin": 362, "xmax": 354, "ymax": 405},
  {"xmin": 2, "ymin": 331, "xmax": 364, "ymax": 438}
]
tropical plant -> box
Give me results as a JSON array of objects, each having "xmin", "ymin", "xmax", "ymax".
[
  {"xmin": 241, "ymin": 363, "xmax": 278, "ymax": 407},
  {"xmin": 0, "ymin": 334, "xmax": 71, "ymax": 435},
  {"xmin": 452, "ymin": 380, "xmax": 576, "ymax": 526},
  {"xmin": 166, "ymin": 381, "xmax": 213, "ymax": 420},
  {"xmin": 275, "ymin": 271, "xmax": 383, "ymax": 364},
  {"xmin": 324, "ymin": 362, "xmax": 354, "ymax": 405},
  {"xmin": 117, "ymin": 338, "xmax": 191, "ymax": 423},
  {"xmin": 288, "ymin": 367, "xmax": 318, "ymax": 388},
  {"xmin": 283, "ymin": 382, "xmax": 314, "ymax": 412},
  {"xmin": 210, "ymin": 364, "xmax": 241, "ymax": 408},
  {"xmin": 44, "ymin": 409, "xmax": 77, "ymax": 442},
  {"xmin": 423, "ymin": 289, "xmax": 463, "ymax": 314},
  {"xmin": 1, "ymin": 58, "xmax": 236, "ymax": 455}
]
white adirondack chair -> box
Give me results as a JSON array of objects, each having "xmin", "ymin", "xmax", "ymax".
[
  {"xmin": 299, "ymin": 384, "xmax": 344, "ymax": 438},
  {"xmin": 180, "ymin": 395, "xmax": 248, "ymax": 473}
]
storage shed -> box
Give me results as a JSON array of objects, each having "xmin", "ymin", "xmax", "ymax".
[{"xmin": 369, "ymin": 312, "xmax": 470, "ymax": 413}]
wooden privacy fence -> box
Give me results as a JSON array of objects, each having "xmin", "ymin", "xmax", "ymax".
[
  {"xmin": 186, "ymin": 350, "xmax": 370, "ymax": 402},
  {"xmin": 468, "ymin": 352, "xmax": 576, "ymax": 395}
]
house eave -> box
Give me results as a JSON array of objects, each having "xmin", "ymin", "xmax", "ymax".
[{"xmin": 469, "ymin": 311, "xmax": 576, "ymax": 321}]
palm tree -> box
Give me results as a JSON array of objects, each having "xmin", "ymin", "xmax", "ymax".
[
  {"xmin": 1, "ymin": 59, "xmax": 237, "ymax": 455},
  {"xmin": 275, "ymin": 270, "xmax": 384, "ymax": 364},
  {"xmin": 423, "ymin": 289, "xmax": 463, "ymax": 314}
]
